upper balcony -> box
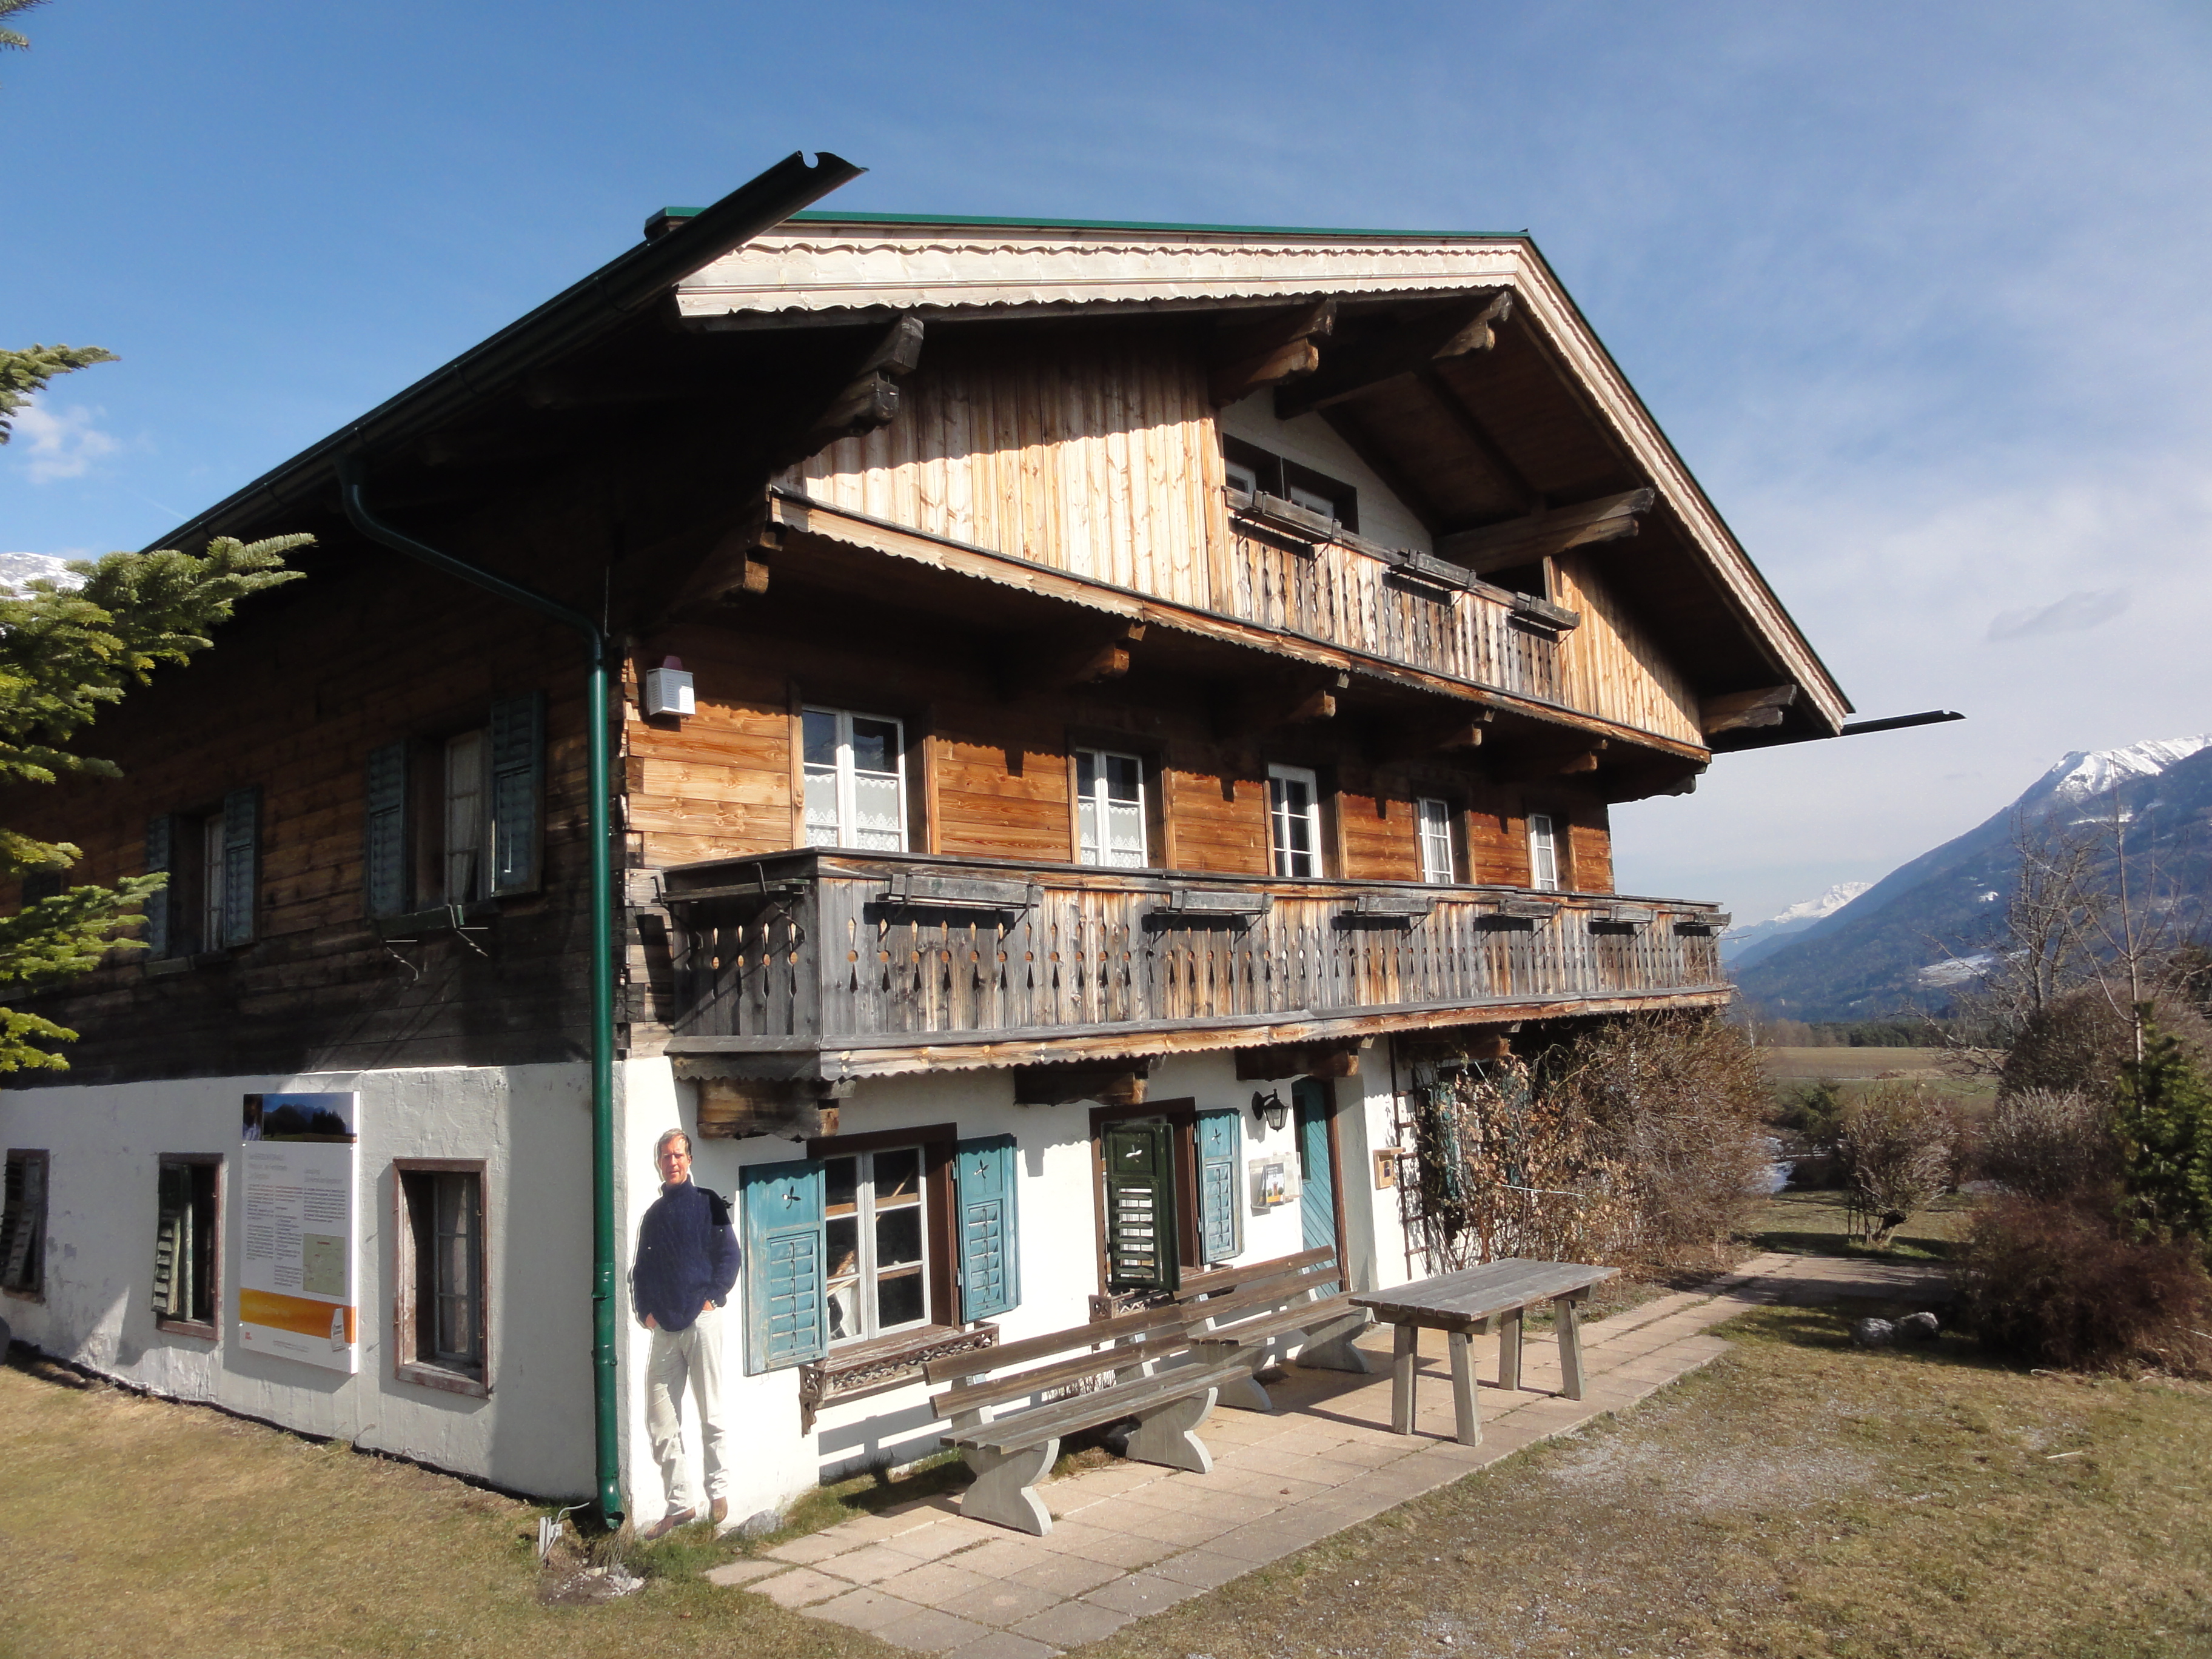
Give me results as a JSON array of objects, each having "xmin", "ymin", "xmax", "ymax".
[{"xmin": 640, "ymin": 848, "xmax": 1730, "ymax": 1088}]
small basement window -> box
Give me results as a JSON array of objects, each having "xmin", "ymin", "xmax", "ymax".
[
  {"xmin": 394, "ymin": 1162, "xmax": 489, "ymax": 1394},
  {"xmin": 2, "ymin": 1148, "xmax": 48, "ymax": 1299},
  {"xmin": 152, "ymin": 1155, "xmax": 222, "ymax": 1337}
]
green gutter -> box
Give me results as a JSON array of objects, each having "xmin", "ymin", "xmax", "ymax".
[
  {"xmin": 652, "ymin": 205, "xmax": 1529, "ymax": 240},
  {"xmin": 336, "ymin": 462, "xmax": 629, "ymax": 1527}
]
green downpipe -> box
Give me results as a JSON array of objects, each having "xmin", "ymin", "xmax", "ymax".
[{"xmin": 337, "ymin": 461, "xmax": 626, "ymax": 1530}]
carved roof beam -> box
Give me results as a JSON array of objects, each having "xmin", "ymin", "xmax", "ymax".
[
  {"xmin": 1436, "ymin": 487, "xmax": 1657, "ymax": 575},
  {"xmin": 1274, "ymin": 290, "xmax": 1513, "ymax": 421}
]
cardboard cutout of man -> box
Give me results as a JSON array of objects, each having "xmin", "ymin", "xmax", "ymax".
[{"xmin": 632, "ymin": 1127, "xmax": 740, "ymax": 1537}]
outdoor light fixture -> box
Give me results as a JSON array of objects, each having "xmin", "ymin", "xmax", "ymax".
[{"xmin": 1251, "ymin": 1088, "xmax": 1289, "ymax": 1132}]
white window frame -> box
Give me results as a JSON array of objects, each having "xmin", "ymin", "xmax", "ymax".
[
  {"xmin": 1527, "ymin": 813, "xmax": 1561, "ymax": 892},
  {"xmin": 1075, "ymin": 748, "xmax": 1148, "ymax": 868},
  {"xmin": 1267, "ymin": 764, "xmax": 1326, "ymax": 879},
  {"xmin": 822, "ymin": 1145, "xmax": 931, "ymax": 1349},
  {"xmin": 802, "ymin": 707, "xmax": 908, "ymax": 852},
  {"xmin": 1417, "ymin": 797, "xmax": 1455, "ymax": 886}
]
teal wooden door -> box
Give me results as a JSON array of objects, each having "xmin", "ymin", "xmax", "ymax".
[
  {"xmin": 1104, "ymin": 1119, "xmax": 1179, "ymax": 1292},
  {"xmin": 1293, "ymin": 1079, "xmax": 1336, "ymax": 1255}
]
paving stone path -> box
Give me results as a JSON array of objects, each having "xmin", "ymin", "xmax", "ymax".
[{"xmin": 707, "ymin": 1252, "xmax": 1951, "ymax": 1659}]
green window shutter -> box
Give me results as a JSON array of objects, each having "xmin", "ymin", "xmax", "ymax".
[
  {"xmin": 954, "ymin": 1134, "xmax": 1019, "ymax": 1321},
  {"xmin": 1104, "ymin": 1120, "xmax": 1179, "ymax": 1293},
  {"xmin": 488, "ymin": 692, "xmax": 545, "ymax": 897},
  {"xmin": 364, "ymin": 742, "xmax": 412, "ymax": 918},
  {"xmin": 741, "ymin": 1158, "xmax": 826, "ymax": 1373},
  {"xmin": 1196, "ymin": 1107, "xmax": 1242, "ymax": 1264},
  {"xmin": 152, "ymin": 1164, "xmax": 190, "ymax": 1316},
  {"xmin": 220, "ymin": 786, "xmax": 260, "ymax": 947},
  {"xmin": 143, "ymin": 814, "xmax": 179, "ymax": 958}
]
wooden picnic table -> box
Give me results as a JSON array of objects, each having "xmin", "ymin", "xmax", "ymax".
[{"xmin": 1352, "ymin": 1258, "xmax": 1617, "ymax": 1446}]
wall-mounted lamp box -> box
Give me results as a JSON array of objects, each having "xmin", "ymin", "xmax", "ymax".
[{"xmin": 643, "ymin": 666, "xmax": 695, "ymax": 719}]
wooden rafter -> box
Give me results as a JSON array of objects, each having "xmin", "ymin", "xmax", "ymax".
[
  {"xmin": 771, "ymin": 314, "xmax": 925, "ymax": 468},
  {"xmin": 1436, "ymin": 488, "xmax": 1656, "ymax": 574},
  {"xmin": 1275, "ymin": 291, "xmax": 1514, "ymax": 420},
  {"xmin": 1415, "ymin": 370, "xmax": 1540, "ymax": 512},
  {"xmin": 1700, "ymin": 685, "xmax": 1798, "ymax": 736},
  {"xmin": 1208, "ymin": 299, "xmax": 1336, "ymax": 407}
]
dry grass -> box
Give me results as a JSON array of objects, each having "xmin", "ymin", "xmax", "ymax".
[
  {"xmin": 1748, "ymin": 1187, "xmax": 1976, "ymax": 1262},
  {"xmin": 1759, "ymin": 1046, "xmax": 1973, "ymax": 1083},
  {"xmin": 1094, "ymin": 1305, "xmax": 2212, "ymax": 1659}
]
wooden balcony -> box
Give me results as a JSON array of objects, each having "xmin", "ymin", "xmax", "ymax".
[{"xmin": 645, "ymin": 850, "xmax": 1729, "ymax": 1083}]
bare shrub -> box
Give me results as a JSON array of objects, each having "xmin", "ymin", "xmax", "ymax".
[
  {"xmin": 1543, "ymin": 1013, "xmax": 1772, "ymax": 1268},
  {"xmin": 1835, "ymin": 1082, "xmax": 1950, "ymax": 1248},
  {"xmin": 1999, "ymin": 987, "xmax": 2212, "ymax": 1102},
  {"xmin": 1957, "ymin": 1196, "xmax": 2212, "ymax": 1375},
  {"xmin": 1980, "ymin": 1088, "xmax": 2120, "ymax": 1204}
]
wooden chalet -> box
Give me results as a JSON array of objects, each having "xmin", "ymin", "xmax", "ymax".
[{"xmin": 0, "ymin": 154, "xmax": 1847, "ymax": 1517}]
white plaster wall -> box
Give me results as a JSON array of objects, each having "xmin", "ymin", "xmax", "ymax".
[
  {"xmin": 0, "ymin": 1063, "xmax": 597, "ymax": 1498},
  {"xmin": 618, "ymin": 1048, "xmax": 1399, "ymax": 1525},
  {"xmin": 1217, "ymin": 390, "xmax": 1435, "ymax": 555}
]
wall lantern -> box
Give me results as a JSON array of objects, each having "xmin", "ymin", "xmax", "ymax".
[
  {"xmin": 643, "ymin": 655, "xmax": 695, "ymax": 719},
  {"xmin": 1250, "ymin": 1088, "xmax": 1289, "ymax": 1133}
]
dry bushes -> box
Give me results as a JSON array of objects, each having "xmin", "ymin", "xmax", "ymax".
[
  {"xmin": 1541, "ymin": 1013, "xmax": 1773, "ymax": 1268},
  {"xmin": 1999, "ymin": 987, "xmax": 2212, "ymax": 1102},
  {"xmin": 1980, "ymin": 1088, "xmax": 2119, "ymax": 1204},
  {"xmin": 1957, "ymin": 1196, "xmax": 2212, "ymax": 1376},
  {"xmin": 1835, "ymin": 1083, "xmax": 1954, "ymax": 1248}
]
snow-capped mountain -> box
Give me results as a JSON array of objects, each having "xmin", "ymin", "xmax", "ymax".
[
  {"xmin": 0, "ymin": 551, "xmax": 79, "ymax": 593},
  {"xmin": 1720, "ymin": 881, "xmax": 1872, "ymax": 970},
  {"xmin": 1737, "ymin": 736, "xmax": 2212, "ymax": 1019}
]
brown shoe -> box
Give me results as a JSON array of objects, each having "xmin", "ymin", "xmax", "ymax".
[
  {"xmin": 709, "ymin": 1498, "xmax": 729, "ymax": 1527},
  {"xmin": 640, "ymin": 1506, "xmax": 696, "ymax": 1541}
]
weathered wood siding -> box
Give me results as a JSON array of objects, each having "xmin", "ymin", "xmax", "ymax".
[{"xmin": 1550, "ymin": 552, "xmax": 1701, "ymax": 746}]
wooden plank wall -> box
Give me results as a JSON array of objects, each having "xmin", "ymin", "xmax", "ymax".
[
  {"xmin": 1550, "ymin": 553, "xmax": 1703, "ymax": 746},
  {"xmin": 788, "ymin": 331, "xmax": 1234, "ymax": 610}
]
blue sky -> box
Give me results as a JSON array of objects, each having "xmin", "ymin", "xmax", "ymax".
[{"xmin": 5, "ymin": 1, "xmax": 2210, "ymax": 924}]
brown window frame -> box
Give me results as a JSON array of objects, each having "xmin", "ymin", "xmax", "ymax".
[
  {"xmin": 1086, "ymin": 1098, "xmax": 1202, "ymax": 1295},
  {"xmin": 152, "ymin": 1152, "xmax": 224, "ymax": 1341},
  {"xmin": 2, "ymin": 1147, "xmax": 50, "ymax": 1302},
  {"xmin": 392, "ymin": 1158, "xmax": 492, "ymax": 1398},
  {"xmin": 805, "ymin": 1120, "xmax": 958, "ymax": 1332}
]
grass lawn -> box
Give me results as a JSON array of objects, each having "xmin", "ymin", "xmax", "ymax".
[
  {"xmin": 8, "ymin": 1299, "xmax": 2210, "ymax": 1658},
  {"xmin": 1748, "ymin": 1188, "xmax": 1977, "ymax": 1263}
]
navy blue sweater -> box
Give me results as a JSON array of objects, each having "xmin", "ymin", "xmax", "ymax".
[{"xmin": 632, "ymin": 1181, "xmax": 741, "ymax": 1333}]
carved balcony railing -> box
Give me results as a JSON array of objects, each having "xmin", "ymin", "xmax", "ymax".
[{"xmin": 647, "ymin": 850, "xmax": 1728, "ymax": 1078}]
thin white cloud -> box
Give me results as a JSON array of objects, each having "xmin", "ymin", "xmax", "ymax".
[
  {"xmin": 10, "ymin": 400, "xmax": 119, "ymax": 483},
  {"xmin": 1986, "ymin": 588, "xmax": 2131, "ymax": 642}
]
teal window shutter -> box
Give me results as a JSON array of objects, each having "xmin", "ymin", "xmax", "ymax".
[
  {"xmin": 741, "ymin": 1158, "xmax": 826, "ymax": 1373},
  {"xmin": 1196, "ymin": 1107, "xmax": 1242, "ymax": 1264},
  {"xmin": 364, "ymin": 742, "xmax": 412, "ymax": 917},
  {"xmin": 220, "ymin": 786, "xmax": 260, "ymax": 947},
  {"xmin": 954, "ymin": 1134, "xmax": 1019, "ymax": 1321},
  {"xmin": 143, "ymin": 813, "xmax": 179, "ymax": 958},
  {"xmin": 1103, "ymin": 1120, "xmax": 1179, "ymax": 1293},
  {"xmin": 488, "ymin": 692, "xmax": 545, "ymax": 896}
]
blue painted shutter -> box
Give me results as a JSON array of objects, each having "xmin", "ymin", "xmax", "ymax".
[
  {"xmin": 364, "ymin": 742, "xmax": 412, "ymax": 917},
  {"xmin": 1294, "ymin": 1078, "xmax": 1337, "ymax": 1255},
  {"xmin": 1196, "ymin": 1107, "xmax": 1242, "ymax": 1264},
  {"xmin": 741, "ymin": 1159, "xmax": 826, "ymax": 1374},
  {"xmin": 488, "ymin": 693, "xmax": 544, "ymax": 896},
  {"xmin": 142, "ymin": 813, "xmax": 179, "ymax": 958},
  {"xmin": 220, "ymin": 786, "xmax": 260, "ymax": 947},
  {"xmin": 954, "ymin": 1134, "xmax": 1019, "ymax": 1321}
]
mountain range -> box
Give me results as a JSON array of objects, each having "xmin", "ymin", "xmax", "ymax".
[{"xmin": 1735, "ymin": 736, "xmax": 2212, "ymax": 1021}]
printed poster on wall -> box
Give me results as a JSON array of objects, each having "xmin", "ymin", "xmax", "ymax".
[{"xmin": 238, "ymin": 1091, "xmax": 360, "ymax": 1373}]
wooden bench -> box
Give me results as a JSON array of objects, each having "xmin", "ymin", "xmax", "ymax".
[
  {"xmin": 923, "ymin": 1302, "xmax": 1256, "ymax": 1535},
  {"xmin": 1179, "ymin": 1246, "xmax": 1375, "ymax": 1410},
  {"xmin": 1351, "ymin": 1258, "xmax": 1617, "ymax": 1447}
]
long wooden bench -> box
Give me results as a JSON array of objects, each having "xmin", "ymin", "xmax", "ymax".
[
  {"xmin": 923, "ymin": 1302, "xmax": 1256, "ymax": 1535},
  {"xmin": 1180, "ymin": 1246, "xmax": 1376, "ymax": 1411}
]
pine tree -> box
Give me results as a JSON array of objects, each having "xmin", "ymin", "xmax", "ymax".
[
  {"xmin": 0, "ymin": 0, "xmax": 44, "ymax": 55},
  {"xmin": 2113, "ymin": 1011, "xmax": 2212, "ymax": 1258}
]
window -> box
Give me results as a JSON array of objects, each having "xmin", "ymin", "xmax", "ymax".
[
  {"xmin": 802, "ymin": 707, "xmax": 907, "ymax": 851},
  {"xmin": 394, "ymin": 1162, "xmax": 488, "ymax": 1393},
  {"xmin": 1268, "ymin": 765, "xmax": 1325, "ymax": 878},
  {"xmin": 823, "ymin": 1146, "xmax": 929, "ymax": 1346},
  {"xmin": 742, "ymin": 1126, "xmax": 1014, "ymax": 1376},
  {"xmin": 1075, "ymin": 748, "xmax": 1148, "ymax": 868},
  {"xmin": 2, "ymin": 1149, "xmax": 47, "ymax": 1298},
  {"xmin": 1417, "ymin": 798, "xmax": 1456, "ymax": 886},
  {"xmin": 364, "ymin": 694, "xmax": 544, "ymax": 919},
  {"xmin": 152, "ymin": 1155, "xmax": 221, "ymax": 1336},
  {"xmin": 1527, "ymin": 813, "xmax": 1561, "ymax": 891},
  {"xmin": 1221, "ymin": 436, "xmax": 1359, "ymax": 532},
  {"xmin": 145, "ymin": 788, "xmax": 260, "ymax": 957}
]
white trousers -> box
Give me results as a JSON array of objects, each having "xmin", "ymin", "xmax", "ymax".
[{"xmin": 645, "ymin": 1304, "xmax": 731, "ymax": 1513}]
